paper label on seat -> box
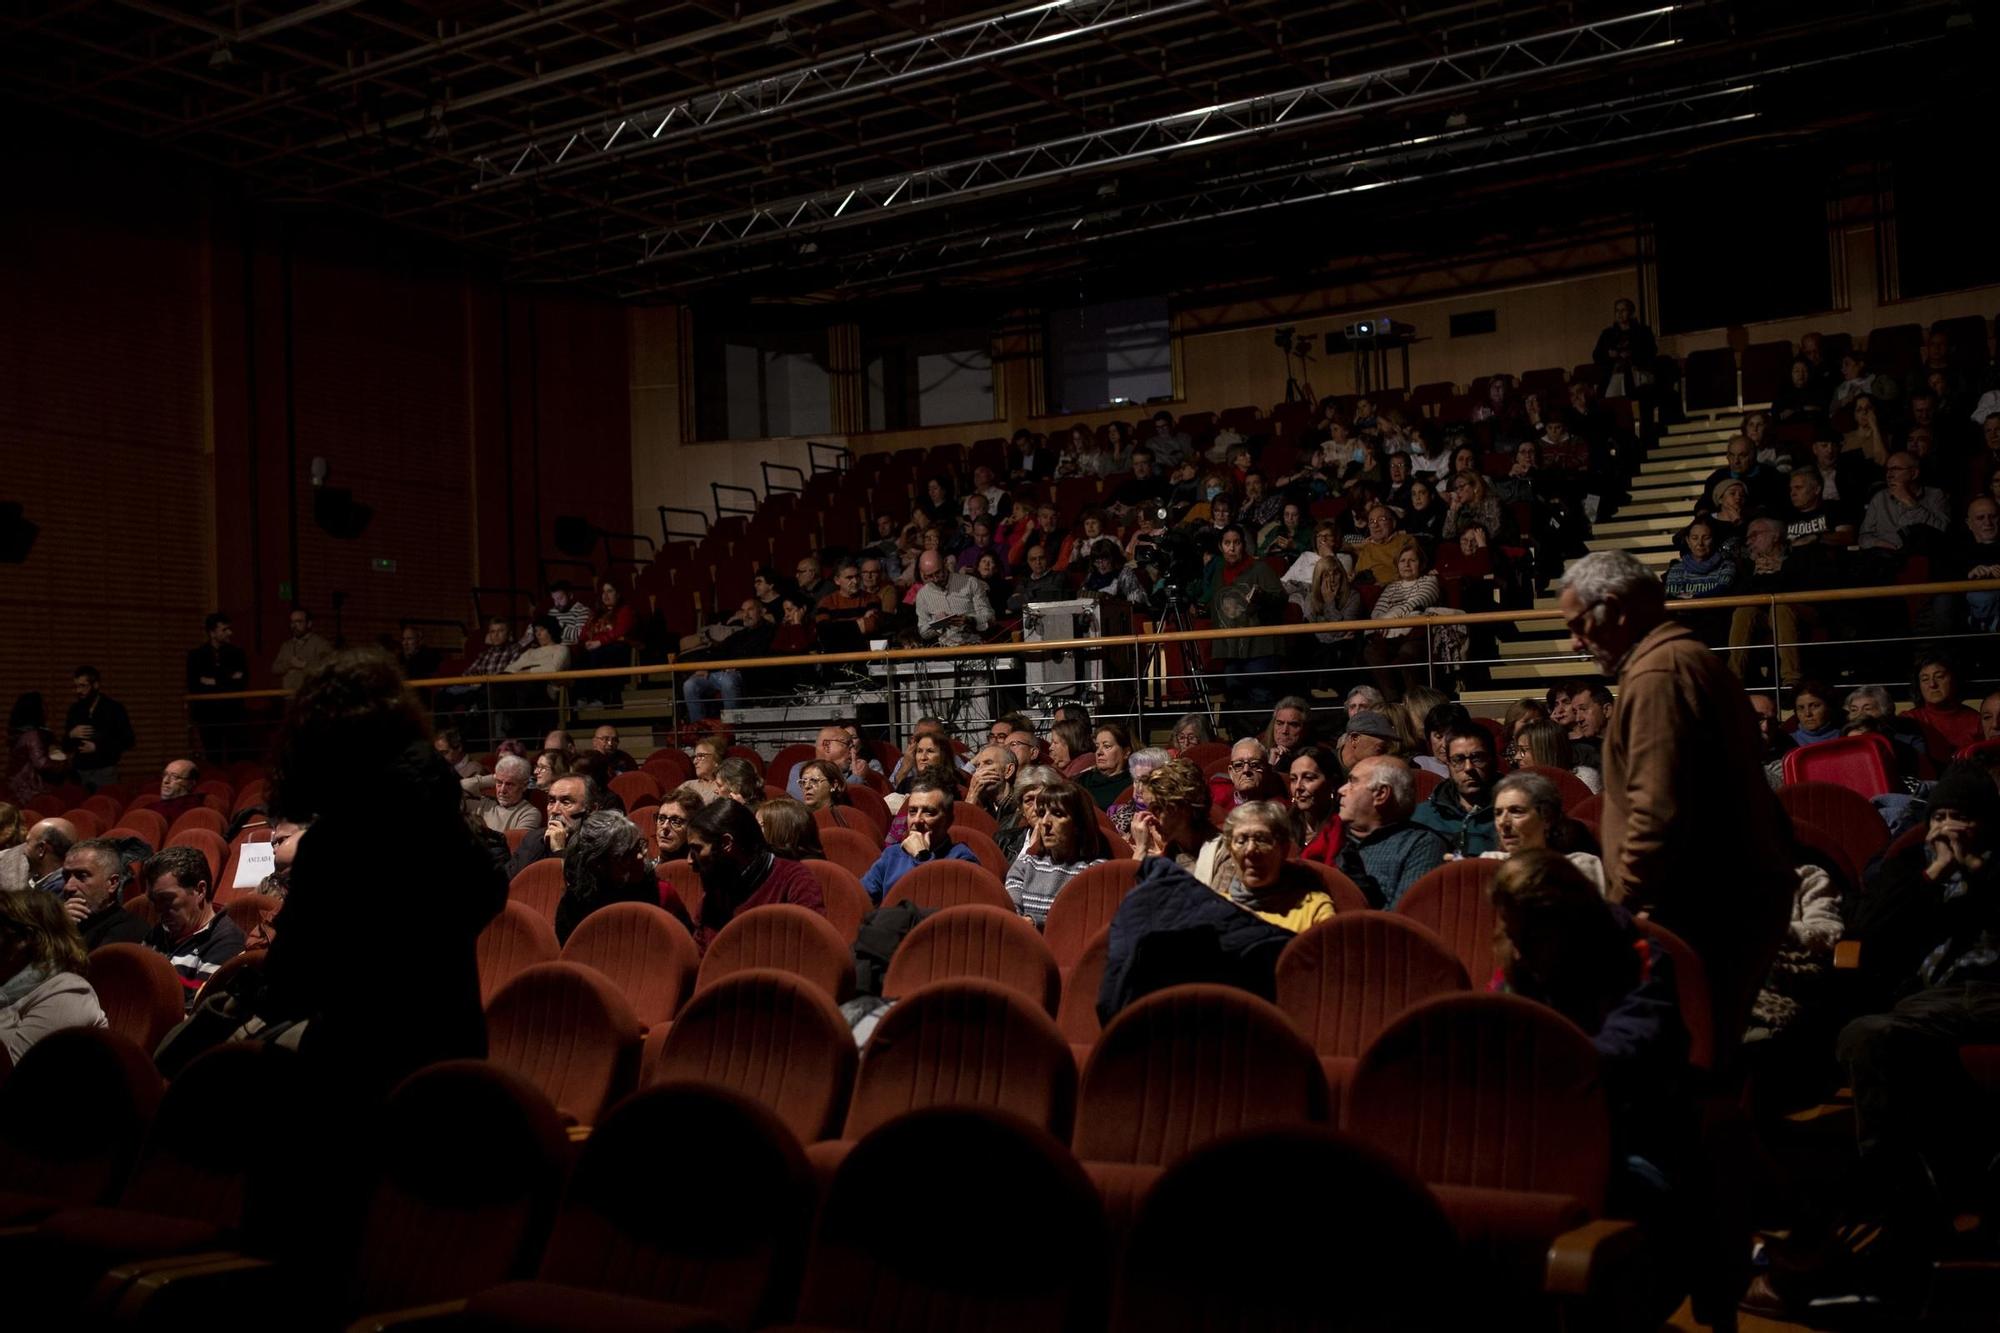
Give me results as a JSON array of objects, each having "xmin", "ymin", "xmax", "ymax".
[{"xmin": 233, "ymin": 842, "xmax": 276, "ymax": 889}]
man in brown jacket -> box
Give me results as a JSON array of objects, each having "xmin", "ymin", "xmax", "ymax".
[{"xmin": 1559, "ymin": 551, "xmax": 1794, "ymax": 1064}]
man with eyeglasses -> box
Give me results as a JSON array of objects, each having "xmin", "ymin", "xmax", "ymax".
[
  {"xmin": 505, "ymin": 774, "xmax": 605, "ymax": 878},
  {"xmin": 1208, "ymin": 737, "xmax": 1283, "ymax": 813},
  {"xmin": 1412, "ymin": 725, "xmax": 1499, "ymax": 856},
  {"xmin": 794, "ymin": 555, "xmax": 836, "ymax": 604}
]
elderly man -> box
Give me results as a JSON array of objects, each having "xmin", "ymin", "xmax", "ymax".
[
  {"xmin": 590, "ymin": 725, "xmax": 637, "ymax": 776},
  {"xmin": 1009, "ymin": 543, "xmax": 1070, "ymax": 613},
  {"xmin": 1697, "ymin": 434, "xmax": 1786, "ymax": 515},
  {"xmin": 914, "ymin": 549, "xmax": 993, "ymax": 647},
  {"xmin": 1353, "ymin": 506, "xmax": 1418, "ymax": 586},
  {"xmin": 817, "ymin": 562, "xmax": 885, "ymax": 636},
  {"xmin": 861, "ymin": 777, "xmax": 981, "ymax": 904},
  {"xmin": 61, "ymin": 837, "xmax": 150, "ymax": 950},
  {"xmin": 553, "ymin": 811, "xmax": 671, "ymax": 945},
  {"xmin": 1561, "ymin": 550, "xmax": 1792, "ymax": 1060},
  {"xmin": 506, "ymin": 774, "xmax": 605, "ymax": 878},
  {"xmin": 1858, "ymin": 452, "xmax": 1951, "ymax": 554},
  {"xmin": 858, "ymin": 557, "xmax": 902, "ymax": 619},
  {"xmin": 786, "ymin": 725, "xmax": 866, "ymax": 799},
  {"xmin": 153, "ymin": 759, "xmax": 206, "ymax": 826},
  {"xmin": 1332, "ymin": 756, "xmax": 1445, "ymax": 908},
  {"xmin": 140, "ymin": 845, "xmax": 246, "ymax": 1011},
  {"xmin": 0, "ymin": 817, "xmax": 76, "ymax": 894},
  {"xmin": 64, "ymin": 666, "xmax": 136, "ymax": 790},
  {"xmin": 1209, "ymin": 737, "xmax": 1283, "ymax": 812},
  {"xmin": 272, "ymin": 606, "xmax": 335, "ymax": 693},
  {"xmin": 1265, "ymin": 696, "xmax": 1314, "ymax": 769},
  {"xmin": 463, "ymin": 754, "xmax": 545, "ymax": 834},
  {"xmin": 965, "ymin": 743, "xmax": 1020, "ymax": 824},
  {"xmin": 1336, "ymin": 709, "xmax": 1399, "ymax": 776},
  {"xmin": 433, "ymin": 729, "xmax": 483, "ymax": 782},
  {"xmin": 1412, "ymin": 725, "xmax": 1500, "ymax": 856},
  {"xmin": 1344, "ymin": 684, "xmax": 1387, "ymax": 718}
]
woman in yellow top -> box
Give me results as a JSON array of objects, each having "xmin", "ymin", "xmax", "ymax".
[{"xmin": 1217, "ymin": 800, "xmax": 1336, "ymax": 933}]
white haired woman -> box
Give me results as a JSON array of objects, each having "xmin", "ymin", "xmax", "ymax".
[{"xmin": 1217, "ymin": 801, "xmax": 1337, "ymax": 932}]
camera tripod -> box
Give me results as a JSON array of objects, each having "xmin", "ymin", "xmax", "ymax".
[{"xmin": 1143, "ymin": 591, "xmax": 1211, "ymax": 714}]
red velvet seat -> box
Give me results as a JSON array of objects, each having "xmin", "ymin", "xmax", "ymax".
[
  {"xmin": 1287, "ymin": 859, "xmax": 1375, "ymax": 913},
  {"xmin": 648, "ymin": 969, "xmax": 856, "ymax": 1142},
  {"xmin": 1042, "ymin": 859, "xmax": 1139, "ymax": 976},
  {"xmin": 1518, "ymin": 764, "xmax": 1594, "ymax": 813},
  {"xmin": 883, "ymin": 905, "xmax": 1060, "ymax": 1014},
  {"xmin": 1788, "ymin": 816, "xmax": 1860, "ymax": 889},
  {"xmin": 844, "ymin": 782, "xmax": 892, "ymax": 836},
  {"xmin": 163, "ymin": 807, "xmax": 225, "ymax": 842},
  {"xmin": 559, "ymin": 901, "xmax": 699, "ymax": 1031},
  {"xmin": 1777, "ymin": 780, "xmax": 1889, "ymax": 878},
  {"xmin": 816, "ymin": 802, "xmax": 883, "ymax": 843},
  {"xmin": 946, "ymin": 824, "xmax": 1008, "ymax": 877},
  {"xmin": 0, "ymin": 1028, "xmax": 161, "ymax": 1226},
  {"xmin": 695, "ymin": 903, "xmax": 851, "ymax": 1001},
  {"xmin": 88, "ymin": 943, "xmax": 185, "ymax": 1054},
  {"xmin": 1781, "ymin": 735, "xmax": 1892, "ymax": 798},
  {"xmin": 117, "ymin": 808, "xmax": 167, "ymax": 849},
  {"xmin": 485, "ymin": 962, "xmax": 643, "ymax": 1127},
  {"xmin": 607, "ymin": 770, "xmax": 662, "ymax": 810},
  {"xmin": 948, "ymin": 800, "xmax": 999, "ymax": 838},
  {"xmin": 507, "ymin": 857, "xmax": 566, "ymax": 924},
  {"xmin": 1056, "ymin": 925, "xmax": 1113, "ymax": 1056},
  {"xmin": 1275, "ymin": 913, "xmax": 1471, "ymax": 1106},
  {"xmin": 817, "ymin": 825, "xmax": 878, "ymax": 879},
  {"xmin": 1391, "ymin": 858, "xmax": 1502, "ymax": 981},
  {"xmin": 164, "ymin": 828, "xmax": 227, "ymax": 887},
  {"xmin": 889, "ymin": 858, "xmax": 1012, "ymax": 912}
]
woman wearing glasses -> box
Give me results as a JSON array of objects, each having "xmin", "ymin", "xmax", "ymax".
[
  {"xmin": 651, "ymin": 785, "xmax": 707, "ymax": 864},
  {"xmin": 1217, "ymin": 802, "xmax": 1337, "ymax": 932}
]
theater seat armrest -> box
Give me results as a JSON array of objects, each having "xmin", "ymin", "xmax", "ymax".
[
  {"xmin": 1545, "ymin": 1218, "xmax": 1645, "ymax": 1296},
  {"xmin": 348, "ymin": 1298, "xmax": 470, "ymax": 1332},
  {"xmin": 1833, "ymin": 939, "xmax": 1861, "ymax": 969},
  {"xmin": 109, "ymin": 1254, "xmax": 286, "ymax": 1322}
]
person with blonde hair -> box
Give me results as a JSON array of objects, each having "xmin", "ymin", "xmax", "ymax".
[
  {"xmin": 1128, "ymin": 757, "xmax": 1228, "ymax": 887},
  {"xmin": 1219, "ymin": 801, "xmax": 1337, "ymax": 932},
  {"xmin": 0, "ymin": 889, "xmax": 106, "ymax": 1061}
]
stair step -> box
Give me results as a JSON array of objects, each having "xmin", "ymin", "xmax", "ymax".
[
  {"xmin": 1641, "ymin": 455, "xmax": 1730, "ymax": 475},
  {"xmin": 1594, "ymin": 514, "xmax": 1693, "ymax": 536},
  {"xmin": 1491, "ymin": 660, "xmax": 1597, "ymax": 681},
  {"xmin": 1617, "ymin": 498, "xmax": 1697, "ymax": 518},
  {"xmin": 1591, "ymin": 533, "xmax": 1678, "ymax": 553},
  {"xmin": 1499, "ymin": 636, "xmax": 1583, "ymax": 659}
]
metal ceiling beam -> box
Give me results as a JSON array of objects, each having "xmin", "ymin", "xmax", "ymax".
[
  {"xmin": 471, "ymin": 0, "xmax": 1215, "ymax": 190},
  {"xmin": 620, "ymin": 4, "xmax": 1685, "ymax": 268}
]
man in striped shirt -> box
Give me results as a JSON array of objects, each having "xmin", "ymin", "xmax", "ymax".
[{"xmin": 141, "ymin": 845, "xmax": 246, "ymax": 1011}]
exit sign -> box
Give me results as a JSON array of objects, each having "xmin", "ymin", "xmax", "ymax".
[{"xmin": 371, "ymin": 557, "xmax": 397, "ymax": 573}]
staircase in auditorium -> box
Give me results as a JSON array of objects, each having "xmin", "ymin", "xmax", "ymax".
[{"xmin": 1467, "ymin": 409, "xmax": 1745, "ymax": 703}]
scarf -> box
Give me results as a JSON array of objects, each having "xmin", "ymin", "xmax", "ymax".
[
  {"xmin": 1221, "ymin": 557, "xmax": 1255, "ymax": 584},
  {"xmin": 0, "ymin": 965, "xmax": 49, "ymax": 1010}
]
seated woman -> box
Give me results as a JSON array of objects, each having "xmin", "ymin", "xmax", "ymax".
[
  {"xmin": 1106, "ymin": 747, "xmax": 1171, "ymax": 837},
  {"xmin": 1444, "ymin": 468, "xmax": 1509, "ymax": 544},
  {"xmin": 1077, "ymin": 723, "xmax": 1134, "ymax": 811},
  {"xmin": 556, "ymin": 811, "xmax": 683, "ymax": 944},
  {"xmin": 714, "ymin": 757, "xmax": 764, "ymax": 806},
  {"xmin": 685, "ymin": 734, "xmax": 728, "ymax": 801},
  {"xmin": 1772, "ymin": 356, "xmax": 1828, "ymax": 425},
  {"xmin": 756, "ymin": 797, "xmax": 826, "ymax": 862},
  {"xmin": 1279, "ymin": 520, "xmax": 1347, "ymax": 614},
  {"xmin": 1170, "ymin": 712, "xmax": 1218, "ymax": 754},
  {"xmin": 1057, "ymin": 510, "xmax": 1121, "ymax": 571},
  {"xmin": 1360, "ymin": 545, "xmax": 1443, "ymax": 702},
  {"xmin": 973, "ymin": 551, "xmax": 1014, "ymax": 614},
  {"xmin": 1788, "ymin": 679, "xmax": 1842, "ymax": 748},
  {"xmin": 1200, "ymin": 524, "xmax": 1285, "ymax": 715},
  {"xmin": 575, "ymin": 580, "xmax": 637, "ymax": 706},
  {"xmin": 1044, "ymin": 718, "xmax": 1093, "ymax": 776},
  {"xmin": 1479, "ymin": 771, "xmax": 1605, "ymax": 894},
  {"xmin": 0, "ymin": 889, "xmax": 106, "ymax": 1062},
  {"xmin": 1128, "ymin": 757, "xmax": 1229, "ymax": 889},
  {"xmin": 652, "ymin": 785, "xmax": 705, "ymax": 865},
  {"xmin": 996, "ymin": 764, "xmax": 1063, "ymax": 864},
  {"xmin": 1402, "ymin": 476, "xmax": 1448, "ymax": 543},
  {"xmin": 1306, "ymin": 555, "xmax": 1364, "ymax": 668},
  {"xmin": 1904, "ymin": 652, "xmax": 1981, "ymax": 764},
  {"xmin": 770, "ymin": 593, "xmax": 816, "ymax": 656},
  {"xmin": 1004, "ymin": 780, "xmax": 1110, "ymax": 926},
  {"xmin": 794, "ymin": 759, "xmax": 851, "ymax": 815},
  {"xmin": 532, "ymin": 747, "xmax": 570, "ymax": 792},
  {"xmin": 1663, "ymin": 517, "xmax": 1738, "ymax": 601},
  {"xmin": 502, "ymin": 618, "xmax": 571, "ymax": 729},
  {"xmin": 1282, "ymin": 744, "xmax": 1343, "ymax": 865},
  {"xmin": 1082, "ymin": 546, "xmax": 1149, "ymax": 608},
  {"xmin": 1511, "ymin": 720, "xmax": 1602, "ymax": 794},
  {"xmin": 1258, "ymin": 500, "xmax": 1313, "ymax": 556},
  {"xmin": 1214, "ymin": 801, "xmax": 1338, "ymax": 932},
  {"xmin": 892, "ymin": 732, "xmax": 961, "ymax": 800}
]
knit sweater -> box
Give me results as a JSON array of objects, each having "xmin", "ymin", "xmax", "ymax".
[{"xmin": 1004, "ymin": 850, "xmax": 1106, "ymax": 926}]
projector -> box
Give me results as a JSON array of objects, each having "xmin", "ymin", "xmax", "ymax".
[{"xmin": 1344, "ymin": 317, "xmax": 1413, "ymax": 340}]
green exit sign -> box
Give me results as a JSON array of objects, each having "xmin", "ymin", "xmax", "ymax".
[{"xmin": 371, "ymin": 557, "xmax": 397, "ymax": 573}]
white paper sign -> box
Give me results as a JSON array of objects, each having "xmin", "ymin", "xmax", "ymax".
[{"xmin": 233, "ymin": 841, "xmax": 276, "ymax": 889}]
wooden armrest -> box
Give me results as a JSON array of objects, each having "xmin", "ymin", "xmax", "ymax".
[
  {"xmin": 1834, "ymin": 939, "xmax": 1861, "ymax": 969},
  {"xmin": 1545, "ymin": 1217, "xmax": 1646, "ymax": 1297},
  {"xmin": 348, "ymin": 1298, "xmax": 469, "ymax": 1331}
]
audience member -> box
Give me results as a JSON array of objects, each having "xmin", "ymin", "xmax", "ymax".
[
  {"xmin": 531, "ymin": 748, "xmax": 570, "ymax": 791},
  {"xmin": 0, "ymin": 889, "xmax": 106, "ymax": 1062},
  {"xmin": 686, "ymin": 735, "xmax": 727, "ymax": 800},
  {"xmin": 683, "ymin": 598, "xmax": 776, "ymax": 722},
  {"xmin": 1218, "ymin": 801, "xmax": 1338, "ymax": 932},
  {"xmin": 793, "ymin": 760, "xmax": 848, "ymax": 816},
  {"xmin": 757, "ymin": 796, "xmax": 826, "ymax": 861},
  {"xmin": 62, "ymin": 666, "xmax": 136, "ymax": 790},
  {"xmin": 714, "ymin": 757, "xmax": 763, "ymax": 805},
  {"xmin": 1077, "ymin": 723, "xmax": 1133, "ymax": 810},
  {"xmin": 506, "ymin": 774, "xmax": 603, "ymax": 878},
  {"xmin": 1, "ymin": 817, "xmax": 76, "ymax": 895},
  {"xmin": 683, "ymin": 791, "xmax": 825, "ymax": 952},
  {"xmin": 1003, "ymin": 780, "xmax": 1109, "ymax": 926},
  {"xmin": 186, "ymin": 612, "xmax": 250, "ymax": 760},
  {"xmin": 465, "ymin": 754, "xmax": 544, "ymax": 833},
  {"xmin": 965, "ymin": 743, "xmax": 1019, "ymax": 824},
  {"xmin": 1129, "ymin": 758, "xmax": 1227, "ymax": 886},
  {"xmin": 1480, "ymin": 771, "xmax": 1606, "ymax": 893},
  {"xmin": 862, "ymin": 777, "xmax": 980, "ymax": 904},
  {"xmin": 60, "ymin": 837, "xmax": 148, "ymax": 949},
  {"xmin": 1561, "ymin": 551, "xmax": 1792, "ymax": 1059},
  {"xmin": 5, "ymin": 694, "xmax": 57, "ymax": 807},
  {"xmin": 139, "ymin": 844, "xmax": 245, "ymax": 1011},
  {"xmin": 552, "ymin": 811, "xmax": 675, "ymax": 944},
  {"xmin": 1332, "ymin": 756, "xmax": 1446, "ymax": 908},
  {"xmin": 432, "ymin": 729, "xmax": 482, "ymax": 781},
  {"xmin": 652, "ymin": 786, "xmax": 706, "ymax": 864},
  {"xmin": 1283, "ymin": 744, "xmax": 1342, "ymax": 865},
  {"xmin": 914, "ymin": 549, "xmax": 994, "ymax": 647},
  {"xmin": 1335, "ymin": 708, "xmax": 1399, "ymax": 776},
  {"xmin": 1858, "ymin": 453, "xmax": 1950, "ymax": 555},
  {"xmin": 1565, "ymin": 682, "xmax": 1612, "ymax": 770},
  {"xmin": 1788, "ymin": 679, "xmax": 1842, "ymax": 746},
  {"xmin": 1412, "ymin": 724, "xmax": 1500, "ymax": 856}
]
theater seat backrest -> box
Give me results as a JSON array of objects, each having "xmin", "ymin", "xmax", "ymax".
[
  {"xmin": 1042, "ymin": 860, "xmax": 1140, "ymax": 974},
  {"xmin": 89, "ymin": 943, "xmax": 186, "ymax": 1052},
  {"xmin": 889, "ymin": 858, "xmax": 1012, "ymax": 912},
  {"xmin": 798, "ymin": 859, "xmax": 870, "ymax": 942},
  {"xmin": 560, "ymin": 901, "xmax": 698, "ymax": 1030},
  {"xmin": 484, "ymin": 962, "xmax": 643, "ymax": 1126},
  {"xmin": 695, "ymin": 904, "xmax": 852, "ymax": 1001},
  {"xmin": 0, "ymin": 1027, "xmax": 162, "ymax": 1209},
  {"xmin": 1392, "ymin": 858, "xmax": 1501, "ymax": 980},
  {"xmin": 1275, "ymin": 913, "xmax": 1471, "ymax": 1060},
  {"xmin": 507, "ymin": 858, "xmax": 566, "ymax": 923},
  {"xmin": 652, "ymin": 968, "xmax": 857, "ymax": 1142},
  {"xmin": 476, "ymin": 900, "xmax": 561, "ymax": 1006},
  {"xmin": 883, "ymin": 906, "xmax": 1060, "ymax": 1014}
]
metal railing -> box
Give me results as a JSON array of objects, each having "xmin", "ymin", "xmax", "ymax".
[{"xmin": 180, "ymin": 577, "xmax": 2000, "ymax": 762}]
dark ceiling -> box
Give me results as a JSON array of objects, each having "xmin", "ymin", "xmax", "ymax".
[{"xmin": 3, "ymin": 0, "xmax": 1980, "ymax": 303}]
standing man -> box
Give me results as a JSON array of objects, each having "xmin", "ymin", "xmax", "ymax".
[
  {"xmin": 63, "ymin": 666, "xmax": 135, "ymax": 791},
  {"xmin": 272, "ymin": 607, "xmax": 334, "ymax": 692},
  {"xmin": 186, "ymin": 613, "xmax": 249, "ymax": 762},
  {"xmin": 1559, "ymin": 551, "xmax": 1792, "ymax": 1062}
]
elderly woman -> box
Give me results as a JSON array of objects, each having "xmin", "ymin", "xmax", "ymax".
[
  {"xmin": 555, "ymin": 811, "xmax": 672, "ymax": 944},
  {"xmin": 1003, "ymin": 780, "xmax": 1110, "ymax": 926},
  {"xmin": 1108, "ymin": 746, "xmax": 1172, "ymax": 835},
  {"xmin": 756, "ymin": 798, "xmax": 827, "ymax": 862},
  {"xmin": 1360, "ymin": 545, "xmax": 1444, "ymax": 703},
  {"xmin": 996, "ymin": 764, "xmax": 1065, "ymax": 863},
  {"xmin": 1045, "ymin": 719, "xmax": 1092, "ymax": 774},
  {"xmin": 685, "ymin": 735, "xmax": 728, "ymax": 801},
  {"xmin": 1282, "ymin": 743, "xmax": 1343, "ymax": 865},
  {"xmin": 1216, "ymin": 801, "xmax": 1337, "ymax": 932},
  {"xmin": 1079, "ymin": 722, "xmax": 1134, "ymax": 811},
  {"xmin": 652, "ymin": 785, "xmax": 706, "ymax": 863},
  {"xmin": 0, "ymin": 888, "xmax": 106, "ymax": 1061},
  {"xmin": 1478, "ymin": 771, "xmax": 1605, "ymax": 894},
  {"xmin": 794, "ymin": 759, "xmax": 851, "ymax": 814},
  {"xmin": 1170, "ymin": 713, "xmax": 1218, "ymax": 754},
  {"xmin": 1129, "ymin": 757, "xmax": 1229, "ymax": 888}
]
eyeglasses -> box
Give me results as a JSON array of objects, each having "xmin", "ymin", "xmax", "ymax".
[
  {"xmin": 1228, "ymin": 760, "xmax": 1265, "ymax": 772},
  {"xmin": 655, "ymin": 813, "xmax": 687, "ymax": 828},
  {"xmin": 1447, "ymin": 753, "xmax": 1491, "ymax": 769},
  {"xmin": 1229, "ymin": 832, "xmax": 1279, "ymax": 850}
]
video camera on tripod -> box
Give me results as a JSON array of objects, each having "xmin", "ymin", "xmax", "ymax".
[{"xmin": 1131, "ymin": 513, "xmax": 1207, "ymax": 607}]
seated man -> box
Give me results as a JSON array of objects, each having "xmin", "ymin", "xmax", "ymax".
[
  {"xmin": 1208, "ymin": 737, "xmax": 1285, "ymax": 812},
  {"xmin": 816, "ymin": 562, "xmax": 885, "ymax": 636},
  {"xmin": 1332, "ymin": 756, "xmax": 1446, "ymax": 908},
  {"xmin": 1565, "ymin": 682, "xmax": 1612, "ymax": 772},
  {"xmin": 1784, "ymin": 468, "xmax": 1856, "ymax": 549},
  {"xmin": 520, "ymin": 581, "xmax": 589, "ymax": 649},
  {"xmin": 1008, "ymin": 543, "xmax": 1070, "ymax": 612},
  {"xmin": 1335, "ymin": 709, "xmax": 1400, "ymax": 776},
  {"xmin": 1857, "ymin": 452, "xmax": 1950, "ymax": 554},
  {"xmin": 139, "ymin": 845, "xmax": 247, "ymax": 1011},
  {"xmin": 861, "ymin": 776, "xmax": 981, "ymax": 904},
  {"xmin": 396, "ymin": 625, "xmax": 444, "ymax": 680},
  {"xmin": 433, "ymin": 728, "xmax": 483, "ymax": 782},
  {"xmin": 463, "ymin": 754, "xmax": 545, "ymax": 834},
  {"xmin": 1696, "ymin": 434, "xmax": 1786, "ymax": 515},
  {"xmin": 794, "ymin": 555, "xmax": 836, "ymax": 604},
  {"xmin": 589, "ymin": 725, "xmax": 637, "ymax": 777},
  {"xmin": 914, "ymin": 550, "xmax": 994, "ymax": 647},
  {"xmin": 1107, "ymin": 447, "xmax": 1171, "ymax": 518},
  {"xmin": 1353, "ymin": 505, "xmax": 1418, "ymax": 586},
  {"xmin": 684, "ymin": 796, "xmax": 826, "ymax": 953},
  {"xmin": 507, "ymin": 774, "xmax": 605, "ymax": 878},
  {"xmin": 683, "ymin": 598, "xmax": 777, "ymax": 723},
  {"xmin": 0, "ymin": 817, "xmax": 76, "ymax": 895},
  {"xmin": 965, "ymin": 743, "xmax": 1020, "ymax": 825},
  {"xmin": 786, "ymin": 725, "xmax": 862, "ymax": 799},
  {"xmin": 858, "ymin": 557, "xmax": 902, "ymax": 623},
  {"xmin": 1411, "ymin": 724, "xmax": 1500, "ymax": 856},
  {"xmin": 60, "ymin": 837, "xmax": 148, "ymax": 949},
  {"xmin": 153, "ymin": 759, "xmax": 206, "ymax": 826},
  {"xmin": 1265, "ymin": 695, "xmax": 1315, "ymax": 769}
]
